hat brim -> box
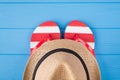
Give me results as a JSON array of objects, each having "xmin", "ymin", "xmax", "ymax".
[{"xmin": 23, "ymin": 39, "xmax": 100, "ymax": 80}]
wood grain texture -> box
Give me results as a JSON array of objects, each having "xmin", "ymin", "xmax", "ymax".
[
  {"xmin": 0, "ymin": 0, "xmax": 120, "ymax": 2},
  {"xmin": 0, "ymin": 4, "xmax": 120, "ymax": 28}
]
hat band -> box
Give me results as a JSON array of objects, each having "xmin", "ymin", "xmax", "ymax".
[{"xmin": 32, "ymin": 48, "xmax": 90, "ymax": 80}]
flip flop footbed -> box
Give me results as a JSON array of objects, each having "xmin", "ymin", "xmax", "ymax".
[
  {"xmin": 30, "ymin": 21, "xmax": 60, "ymax": 55},
  {"xmin": 65, "ymin": 20, "xmax": 95, "ymax": 55}
]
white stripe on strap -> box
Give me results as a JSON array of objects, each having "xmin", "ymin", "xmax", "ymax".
[
  {"xmin": 31, "ymin": 41, "xmax": 94, "ymax": 50},
  {"xmin": 33, "ymin": 26, "xmax": 60, "ymax": 33},
  {"xmin": 87, "ymin": 42, "xmax": 94, "ymax": 49},
  {"xmin": 30, "ymin": 42, "xmax": 39, "ymax": 48},
  {"xmin": 66, "ymin": 26, "xmax": 92, "ymax": 34}
]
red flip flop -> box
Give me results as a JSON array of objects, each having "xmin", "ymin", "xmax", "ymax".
[
  {"xmin": 30, "ymin": 21, "xmax": 60, "ymax": 55},
  {"xmin": 64, "ymin": 20, "xmax": 95, "ymax": 55}
]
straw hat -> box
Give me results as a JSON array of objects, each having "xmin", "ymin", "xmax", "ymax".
[{"xmin": 23, "ymin": 39, "xmax": 100, "ymax": 80}]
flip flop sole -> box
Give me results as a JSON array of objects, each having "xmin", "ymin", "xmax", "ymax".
[
  {"xmin": 30, "ymin": 21, "xmax": 60, "ymax": 55},
  {"xmin": 65, "ymin": 20, "xmax": 95, "ymax": 55}
]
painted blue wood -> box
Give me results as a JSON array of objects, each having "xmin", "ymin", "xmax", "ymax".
[
  {"xmin": 0, "ymin": 29, "xmax": 32, "ymax": 54},
  {"xmin": 96, "ymin": 55, "xmax": 120, "ymax": 80},
  {"xmin": 0, "ymin": 1, "xmax": 120, "ymax": 80},
  {"xmin": 0, "ymin": 0, "xmax": 120, "ymax": 2},
  {"xmin": 0, "ymin": 55, "xmax": 120, "ymax": 80},
  {"xmin": 0, "ymin": 29, "xmax": 120, "ymax": 55},
  {"xmin": 0, "ymin": 3, "xmax": 120, "ymax": 28},
  {"xmin": 0, "ymin": 55, "xmax": 28, "ymax": 80}
]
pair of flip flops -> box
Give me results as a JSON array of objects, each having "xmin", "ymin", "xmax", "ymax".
[
  {"xmin": 30, "ymin": 20, "xmax": 94, "ymax": 55},
  {"xmin": 23, "ymin": 20, "xmax": 100, "ymax": 80}
]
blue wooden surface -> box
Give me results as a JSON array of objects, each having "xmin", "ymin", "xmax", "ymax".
[
  {"xmin": 0, "ymin": 3, "xmax": 120, "ymax": 28},
  {"xmin": 0, "ymin": 1, "xmax": 120, "ymax": 80},
  {"xmin": 0, "ymin": 0, "xmax": 120, "ymax": 2}
]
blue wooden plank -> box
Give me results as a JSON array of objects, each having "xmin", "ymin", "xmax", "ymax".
[
  {"xmin": 0, "ymin": 0, "xmax": 120, "ymax": 2},
  {"xmin": 0, "ymin": 55, "xmax": 29, "ymax": 80},
  {"xmin": 0, "ymin": 29, "xmax": 32, "ymax": 54},
  {"xmin": 0, "ymin": 55, "xmax": 120, "ymax": 80},
  {"xmin": 96, "ymin": 55, "xmax": 120, "ymax": 80},
  {"xmin": 0, "ymin": 4, "xmax": 120, "ymax": 28},
  {"xmin": 93, "ymin": 29, "xmax": 120, "ymax": 54},
  {"xmin": 0, "ymin": 29, "xmax": 120, "ymax": 54}
]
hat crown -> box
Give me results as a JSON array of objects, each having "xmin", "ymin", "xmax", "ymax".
[
  {"xmin": 23, "ymin": 39, "xmax": 100, "ymax": 80},
  {"xmin": 51, "ymin": 64, "xmax": 73, "ymax": 80}
]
